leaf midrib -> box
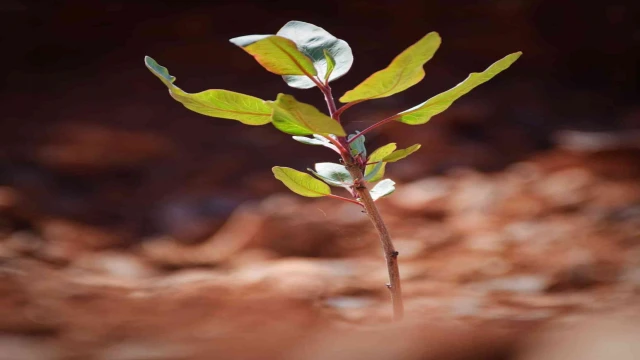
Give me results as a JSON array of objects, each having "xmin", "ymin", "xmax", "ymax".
[
  {"xmin": 173, "ymin": 90, "xmax": 270, "ymax": 117},
  {"xmin": 270, "ymin": 38, "xmax": 316, "ymax": 79}
]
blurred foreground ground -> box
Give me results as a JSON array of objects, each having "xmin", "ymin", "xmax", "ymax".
[{"xmin": 1, "ymin": 141, "xmax": 640, "ymax": 359}]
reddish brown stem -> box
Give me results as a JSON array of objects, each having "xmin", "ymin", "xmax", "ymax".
[
  {"xmin": 334, "ymin": 100, "xmax": 363, "ymax": 119},
  {"xmin": 343, "ymin": 159, "xmax": 404, "ymax": 321},
  {"xmin": 322, "ymin": 86, "xmax": 339, "ymax": 120},
  {"xmin": 347, "ymin": 116, "xmax": 396, "ymax": 144},
  {"xmin": 324, "ymin": 135, "xmax": 349, "ymax": 157},
  {"xmin": 319, "ymin": 84, "xmax": 405, "ymax": 321},
  {"xmin": 327, "ymin": 194, "xmax": 364, "ymax": 206}
]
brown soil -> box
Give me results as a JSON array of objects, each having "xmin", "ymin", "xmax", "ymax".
[{"xmin": 2, "ymin": 147, "xmax": 640, "ymax": 359}]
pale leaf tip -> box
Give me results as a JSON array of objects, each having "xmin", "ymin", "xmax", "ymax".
[
  {"xmin": 144, "ymin": 56, "xmax": 155, "ymax": 67},
  {"xmin": 426, "ymin": 31, "xmax": 441, "ymax": 39}
]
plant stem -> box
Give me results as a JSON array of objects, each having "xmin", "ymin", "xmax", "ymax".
[
  {"xmin": 319, "ymin": 84, "xmax": 405, "ymax": 321},
  {"xmin": 333, "ymin": 100, "xmax": 362, "ymax": 119},
  {"xmin": 347, "ymin": 116, "xmax": 396, "ymax": 144},
  {"xmin": 344, "ymin": 158, "xmax": 404, "ymax": 321},
  {"xmin": 322, "ymin": 86, "xmax": 339, "ymax": 120}
]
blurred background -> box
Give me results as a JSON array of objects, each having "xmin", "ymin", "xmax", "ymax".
[{"xmin": 1, "ymin": 0, "xmax": 639, "ymax": 359}]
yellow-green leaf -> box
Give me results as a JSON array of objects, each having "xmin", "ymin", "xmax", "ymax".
[
  {"xmin": 394, "ymin": 52, "xmax": 522, "ymax": 125},
  {"xmin": 268, "ymin": 94, "xmax": 346, "ymax": 136},
  {"xmin": 382, "ymin": 144, "xmax": 421, "ymax": 162},
  {"xmin": 339, "ymin": 32, "xmax": 441, "ymax": 103},
  {"xmin": 145, "ymin": 56, "xmax": 271, "ymax": 125},
  {"xmin": 272, "ymin": 166, "xmax": 331, "ymax": 197},
  {"xmin": 364, "ymin": 161, "xmax": 384, "ymax": 182},
  {"xmin": 229, "ymin": 35, "xmax": 317, "ymax": 77},
  {"xmin": 323, "ymin": 49, "xmax": 336, "ymax": 82},
  {"xmin": 365, "ymin": 143, "xmax": 397, "ymax": 182}
]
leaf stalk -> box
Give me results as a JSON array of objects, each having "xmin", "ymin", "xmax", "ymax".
[
  {"xmin": 326, "ymin": 194, "xmax": 364, "ymax": 206},
  {"xmin": 347, "ymin": 116, "xmax": 396, "ymax": 144}
]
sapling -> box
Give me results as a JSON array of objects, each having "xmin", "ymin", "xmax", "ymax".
[{"xmin": 144, "ymin": 20, "xmax": 521, "ymax": 321}]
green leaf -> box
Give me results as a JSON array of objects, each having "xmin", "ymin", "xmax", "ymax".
[
  {"xmin": 267, "ymin": 94, "xmax": 346, "ymax": 136},
  {"xmin": 339, "ymin": 32, "xmax": 441, "ymax": 103},
  {"xmin": 229, "ymin": 35, "xmax": 317, "ymax": 77},
  {"xmin": 394, "ymin": 52, "xmax": 522, "ymax": 125},
  {"xmin": 382, "ymin": 144, "xmax": 421, "ymax": 163},
  {"xmin": 292, "ymin": 135, "xmax": 339, "ymax": 152},
  {"xmin": 364, "ymin": 161, "xmax": 384, "ymax": 182},
  {"xmin": 348, "ymin": 132, "xmax": 366, "ymax": 158},
  {"xmin": 311, "ymin": 162, "xmax": 353, "ymax": 187},
  {"xmin": 323, "ymin": 49, "xmax": 336, "ymax": 83},
  {"xmin": 144, "ymin": 56, "xmax": 271, "ymax": 125},
  {"xmin": 370, "ymin": 179, "xmax": 396, "ymax": 201},
  {"xmin": 365, "ymin": 143, "xmax": 397, "ymax": 182},
  {"xmin": 277, "ymin": 21, "xmax": 353, "ymax": 89},
  {"xmin": 272, "ymin": 166, "xmax": 331, "ymax": 197},
  {"xmin": 308, "ymin": 169, "xmax": 343, "ymax": 187}
]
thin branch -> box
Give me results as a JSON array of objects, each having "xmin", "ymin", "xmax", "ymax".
[
  {"xmin": 326, "ymin": 193, "xmax": 363, "ymax": 207},
  {"xmin": 347, "ymin": 116, "xmax": 396, "ymax": 144},
  {"xmin": 309, "ymin": 75, "xmax": 327, "ymax": 91},
  {"xmin": 324, "ymin": 135, "xmax": 349, "ymax": 156},
  {"xmin": 318, "ymin": 84, "xmax": 353, "ymax": 157},
  {"xmin": 323, "ymin": 86, "xmax": 338, "ymax": 118},
  {"xmin": 334, "ymin": 100, "xmax": 363, "ymax": 119}
]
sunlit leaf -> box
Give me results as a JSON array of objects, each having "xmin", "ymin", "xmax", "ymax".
[
  {"xmin": 348, "ymin": 132, "xmax": 366, "ymax": 158},
  {"xmin": 272, "ymin": 166, "xmax": 330, "ymax": 197},
  {"xmin": 382, "ymin": 144, "xmax": 421, "ymax": 162},
  {"xmin": 323, "ymin": 49, "xmax": 336, "ymax": 83},
  {"xmin": 292, "ymin": 135, "xmax": 339, "ymax": 152},
  {"xmin": 267, "ymin": 94, "xmax": 346, "ymax": 136},
  {"xmin": 339, "ymin": 32, "xmax": 441, "ymax": 103},
  {"xmin": 277, "ymin": 20, "xmax": 353, "ymax": 89},
  {"xmin": 144, "ymin": 56, "xmax": 271, "ymax": 125},
  {"xmin": 394, "ymin": 52, "xmax": 522, "ymax": 125},
  {"xmin": 365, "ymin": 143, "xmax": 396, "ymax": 182},
  {"xmin": 229, "ymin": 35, "xmax": 317, "ymax": 77},
  {"xmin": 370, "ymin": 179, "xmax": 396, "ymax": 201},
  {"xmin": 311, "ymin": 162, "xmax": 353, "ymax": 187}
]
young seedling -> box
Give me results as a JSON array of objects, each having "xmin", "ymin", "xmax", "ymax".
[{"xmin": 145, "ymin": 21, "xmax": 521, "ymax": 321}]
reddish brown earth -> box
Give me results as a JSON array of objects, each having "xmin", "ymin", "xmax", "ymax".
[{"xmin": 2, "ymin": 145, "xmax": 640, "ymax": 359}]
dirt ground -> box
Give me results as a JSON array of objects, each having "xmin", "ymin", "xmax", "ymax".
[{"xmin": 2, "ymin": 144, "xmax": 640, "ymax": 359}]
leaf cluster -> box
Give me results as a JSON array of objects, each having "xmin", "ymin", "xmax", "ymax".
[{"xmin": 145, "ymin": 21, "xmax": 521, "ymax": 205}]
